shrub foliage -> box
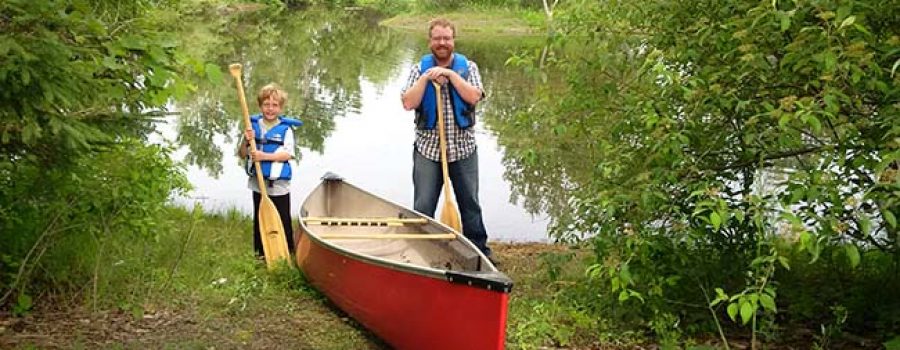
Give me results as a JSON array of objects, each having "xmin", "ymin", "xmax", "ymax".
[
  {"xmin": 0, "ymin": 0, "xmax": 191, "ymax": 307},
  {"xmin": 498, "ymin": 0, "xmax": 899, "ymax": 344}
]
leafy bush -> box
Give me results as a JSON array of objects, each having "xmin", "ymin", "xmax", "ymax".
[
  {"xmin": 1, "ymin": 140, "xmax": 189, "ymax": 305},
  {"xmin": 497, "ymin": 0, "xmax": 900, "ymax": 345},
  {"xmin": 0, "ymin": 0, "xmax": 193, "ymax": 309}
]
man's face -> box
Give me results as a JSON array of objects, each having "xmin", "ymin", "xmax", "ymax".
[{"xmin": 429, "ymin": 25, "xmax": 455, "ymax": 61}]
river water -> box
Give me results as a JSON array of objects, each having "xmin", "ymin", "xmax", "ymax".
[{"xmin": 152, "ymin": 8, "xmax": 552, "ymax": 241}]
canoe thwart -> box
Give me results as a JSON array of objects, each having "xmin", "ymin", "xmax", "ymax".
[
  {"xmin": 304, "ymin": 217, "xmax": 429, "ymax": 227},
  {"xmin": 317, "ymin": 233, "xmax": 456, "ymax": 240}
]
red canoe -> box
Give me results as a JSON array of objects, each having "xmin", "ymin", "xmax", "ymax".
[{"xmin": 295, "ymin": 173, "xmax": 513, "ymax": 350}]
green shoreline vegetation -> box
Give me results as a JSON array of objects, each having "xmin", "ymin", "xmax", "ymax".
[
  {"xmin": 380, "ymin": 11, "xmax": 542, "ymax": 37},
  {"xmin": 2, "ymin": 0, "xmax": 899, "ymax": 349},
  {"xmin": 2, "ymin": 205, "xmax": 576, "ymax": 348}
]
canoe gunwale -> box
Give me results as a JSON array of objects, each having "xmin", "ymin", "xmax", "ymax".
[
  {"xmin": 297, "ymin": 175, "xmax": 513, "ymax": 293},
  {"xmin": 447, "ymin": 270, "xmax": 514, "ymax": 293}
]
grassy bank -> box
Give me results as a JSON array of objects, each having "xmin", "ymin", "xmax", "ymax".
[
  {"xmin": 0, "ymin": 208, "xmax": 379, "ymax": 348},
  {"xmin": 0, "ymin": 207, "xmax": 580, "ymax": 349},
  {"xmin": 379, "ymin": 10, "xmax": 544, "ymax": 37}
]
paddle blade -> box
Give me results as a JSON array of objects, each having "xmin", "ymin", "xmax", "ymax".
[
  {"xmin": 440, "ymin": 194, "xmax": 462, "ymax": 233},
  {"xmin": 258, "ymin": 196, "xmax": 291, "ymax": 269}
]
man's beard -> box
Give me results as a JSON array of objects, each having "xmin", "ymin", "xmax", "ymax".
[{"xmin": 431, "ymin": 46, "xmax": 452, "ymax": 60}]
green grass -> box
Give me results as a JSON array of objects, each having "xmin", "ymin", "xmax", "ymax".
[
  {"xmin": 3, "ymin": 205, "xmax": 581, "ymax": 349},
  {"xmin": 380, "ymin": 9, "xmax": 545, "ymax": 37},
  {"xmin": 135, "ymin": 207, "xmax": 381, "ymax": 349},
  {"xmin": 1, "ymin": 206, "xmax": 382, "ymax": 349}
]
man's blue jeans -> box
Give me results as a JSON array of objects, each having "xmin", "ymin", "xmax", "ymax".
[{"xmin": 413, "ymin": 149, "xmax": 492, "ymax": 257}]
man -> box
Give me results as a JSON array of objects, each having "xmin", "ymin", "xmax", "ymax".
[{"xmin": 401, "ymin": 18, "xmax": 492, "ymax": 258}]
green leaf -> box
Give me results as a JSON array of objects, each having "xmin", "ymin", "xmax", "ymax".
[
  {"xmin": 710, "ymin": 212, "xmax": 722, "ymax": 231},
  {"xmin": 799, "ymin": 232, "xmax": 811, "ymax": 250},
  {"xmin": 628, "ymin": 290, "xmax": 644, "ymax": 303},
  {"xmin": 740, "ymin": 300, "xmax": 755, "ymax": 324},
  {"xmin": 853, "ymin": 23, "xmax": 872, "ymax": 35},
  {"xmin": 711, "ymin": 288, "xmax": 728, "ymax": 306},
  {"xmin": 618, "ymin": 290, "xmax": 629, "ymax": 302},
  {"xmin": 13, "ymin": 293, "xmax": 33, "ymax": 316},
  {"xmin": 884, "ymin": 210, "xmax": 897, "ymax": 228},
  {"xmin": 727, "ymin": 302, "xmax": 738, "ymax": 321},
  {"xmin": 845, "ymin": 245, "xmax": 860, "ymax": 268},
  {"xmin": 119, "ymin": 35, "xmax": 145, "ymax": 50},
  {"xmin": 205, "ymin": 63, "xmax": 223, "ymax": 84},
  {"xmin": 620, "ymin": 264, "xmax": 632, "ymax": 284},
  {"xmin": 859, "ymin": 216, "xmax": 871, "ymax": 236},
  {"xmin": 839, "ymin": 16, "xmax": 856, "ymax": 29},
  {"xmin": 102, "ymin": 56, "xmax": 121, "ymax": 70},
  {"xmin": 823, "ymin": 94, "xmax": 839, "ymax": 114},
  {"xmin": 759, "ymin": 293, "xmax": 777, "ymax": 312},
  {"xmin": 778, "ymin": 113, "xmax": 792, "ymax": 128},
  {"xmin": 778, "ymin": 256, "xmax": 791, "ymax": 270},
  {"xmin": 823, "ymin": 51, "xmax": 837, "ymax": 71},
  {"xmin": 805, "ymin": 114, "xmax": 822, "ymax": 133},
  {"xmin": 836, "ymin": 6, "xmax": 851, "ymax": 23},
  {"xmin": 780, "ymin": 15, "xmax": 791, "ymax": 32}
]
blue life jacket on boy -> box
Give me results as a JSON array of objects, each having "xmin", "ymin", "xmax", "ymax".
[
  {"xmin": 416, "ymin": 53, "xmax": 475, "ymax": 130},
  {"xmin": 246, "ymin": 114, "xmax": 303, "ymax": 181}
]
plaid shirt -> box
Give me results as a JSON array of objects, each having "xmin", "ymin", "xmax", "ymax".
[{"xmin": 402, "ymin": 58, "xmax": 483, "ymax": 163}]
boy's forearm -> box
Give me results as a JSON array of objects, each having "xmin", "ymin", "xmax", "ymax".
[{"xmin": 265, "ymin": 151, "xmax": 292, "ymax": 162}]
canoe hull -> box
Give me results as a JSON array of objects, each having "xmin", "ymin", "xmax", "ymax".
[
  {"xmin": 296, "ymin": 174, "xmax": 511, "ymax": 350},
  {"xmin": 297, "ymin": 236, "xmax": 508, "ymax": 350}
]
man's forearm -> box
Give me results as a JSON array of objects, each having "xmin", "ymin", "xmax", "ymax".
[
  {"xmin": 402, "ymin": 77, "xmax": 428, "ymax": 110},
  {"xmin": 448, "ymin": 73, "xmax": 482, "ymax": 105}
]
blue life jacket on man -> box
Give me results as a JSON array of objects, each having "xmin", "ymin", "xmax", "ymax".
[
  {"xmin": 416, "ymin": 53, "xmax": 475, "ymax": 130},
  {"xmin": 245, "ymin": 114, "xmax": 303, "ymax": 181}
]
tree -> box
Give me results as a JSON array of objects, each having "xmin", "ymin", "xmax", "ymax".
[
  {"xmin": 1, "ymin": 0, "xmax": 191, "ymax": 307},
  {"xmin": 500, "ymin": 0, "xmax": 899, "ymax": 344}
]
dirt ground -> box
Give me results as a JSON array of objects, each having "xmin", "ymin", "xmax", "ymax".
[{"xmin": 0, "ymin": 242, "xmax": 559, "ymax": 349}]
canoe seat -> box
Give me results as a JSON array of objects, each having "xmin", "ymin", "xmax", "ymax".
[{"xmin": 303, "ymin": 217, "xmax": 429, "ymax": 227}]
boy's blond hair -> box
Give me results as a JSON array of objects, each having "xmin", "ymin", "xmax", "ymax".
[{"xmin": 257, "ymin": 83, "xmax": 287, "ymax": 107}]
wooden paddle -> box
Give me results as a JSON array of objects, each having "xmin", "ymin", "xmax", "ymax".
[
  {"xmin": 229, "ymin": 63, "xmax": 291, "ymax": 269},
  {"xmin": 432, "ymin": 82, "xmax": 463, "ymax": 233}
]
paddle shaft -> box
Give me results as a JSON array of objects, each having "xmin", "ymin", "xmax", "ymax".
[
  {"xmin": 435, "ymin": 84, "xmax": 452, "ymax": 200},
  {"xmin": 432, "ymin": 82, "xmax": 462, "ymax": 232},
  {"xmin": 229, "ymin": 67, "xmax": 271, "ymax": 197}
]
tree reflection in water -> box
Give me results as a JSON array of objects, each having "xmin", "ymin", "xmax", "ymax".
[{"xmin": 166, "ymin": 8, "xmax": 560, "ymax": 241}]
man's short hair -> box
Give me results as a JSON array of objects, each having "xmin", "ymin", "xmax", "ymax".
[{"xmin": 428, "ymin": 18, "xmax": 456, "ymax": 38}]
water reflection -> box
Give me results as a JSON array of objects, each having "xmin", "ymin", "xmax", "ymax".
[{"xmin": 164, "ymin": 8, "xmax": 554, "ymax": 241}]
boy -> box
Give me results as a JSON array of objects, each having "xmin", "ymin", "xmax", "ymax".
[{"xmin": 237, "ymin": 83, "xmax": 302, "ymax": 259}]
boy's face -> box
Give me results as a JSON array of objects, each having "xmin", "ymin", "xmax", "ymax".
[{"xmin": 260, "ymin": 97, "xmax": 282, "ymax": 120}]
